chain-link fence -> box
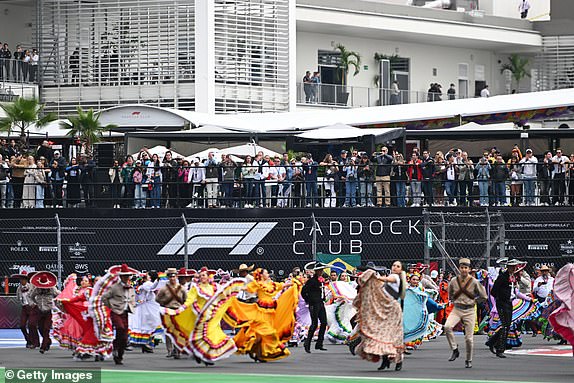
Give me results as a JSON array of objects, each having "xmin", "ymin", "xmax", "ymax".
[{"xmin": 1, "ymin": 209, "xmax": 573, "ymax": 294}]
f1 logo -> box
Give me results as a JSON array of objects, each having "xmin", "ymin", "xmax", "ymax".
[{"xmin": 157, "ymin": 222, "xmax": 278, "ymax": 256}]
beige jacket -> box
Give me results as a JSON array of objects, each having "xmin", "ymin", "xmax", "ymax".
[
  {"xmin": 103, "ymin": 282, "xmax": 136, "ymax": 315},
  {"xmin": 448, "ymin": 276, "xmax": 487, "ymax": 307}
]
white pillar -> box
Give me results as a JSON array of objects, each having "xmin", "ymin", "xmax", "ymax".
[
  {"xmin": 195, "ymin": 0, "xmax": 215, "ymax": 114},
  {"xmin": 288, "ymin": 0, "xmax": 297, "ymax": 111}
]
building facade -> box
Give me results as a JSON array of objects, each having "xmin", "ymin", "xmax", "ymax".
[{"xmin": 2, "ymin": 0, "xmax": 565, "ymax": 116}]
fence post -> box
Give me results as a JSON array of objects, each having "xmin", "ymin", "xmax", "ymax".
[
  {"xmin": 423, "ymin": 209, "xmax": 430, "ymax": 268},
  {"xmin": 485, "ymin": 207, "xmax": 491, "ymax": 268},
  {"xmin": 440, "ymin": 212, "xmax": 446, "ymax": 273},
  {"xmin": 498, "ymin": 213, "xmax": 505, "ymax": 261},
  {"xmin": 311, "ymin": 213, "xmax": 317, "ymax": 262},
  {"xmin": 55, "ymin": 214, "xmax": 62, "ymax": 289},
  {"xmin": 181, "ymin": 213, "xmax": 189, "ymax": 269}
]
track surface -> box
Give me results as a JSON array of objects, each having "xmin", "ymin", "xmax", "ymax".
[{"xmin": 1, "ymin": 331, "xmax": 573, "ymax": 383}]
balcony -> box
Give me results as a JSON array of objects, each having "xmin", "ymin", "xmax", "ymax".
[
  {"xmin": 1, "ymin": 58, "xmax": 39, "ymax": 100},
  {"xmin": 297, "ymin": 0, "xmax": 541, "ymax": 51},
  {"xmin": 296, "ymin": 82, "xmax": 469, "ymax": 108}
]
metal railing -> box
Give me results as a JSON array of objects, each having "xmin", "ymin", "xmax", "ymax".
[
  {"xmin": 0, "ymin": 58, "xmax": 39, "ymax": 84},
  {"xmin": 0, "ymin": 163, "xmax": 572, "ymax": 209},
  {"xmin": 296, "ymin": 82, "xmax": 468, "ymax": 108}
]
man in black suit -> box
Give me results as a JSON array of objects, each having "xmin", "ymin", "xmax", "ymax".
[{"xmin": 301, "ymin": 262, "xmax": 328, "ymax": 353}]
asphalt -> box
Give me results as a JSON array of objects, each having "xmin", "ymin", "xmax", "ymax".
[{"xmin": 1, "ymin": 335, "xmax": 573, "ymax": 383}]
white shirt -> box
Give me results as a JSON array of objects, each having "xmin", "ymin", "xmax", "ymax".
[
  {"xmin": 519, "ymin": 156, "xmax": 538, "ymax": 178},
  {"xmin": 191, "ymin": 166, "xmax": 205, "ymax": 183},
  {"xmin": 551, "ymin": 155, "xmax": 568, "ymax": 175},
  {"xmin": 519, "ymin": 0, "xmax": 531, "ymax": 12},
  {"xmin": 383, "ymin": 273, "xmax": 400, "ymax": 298},
  {"xmin": 480, "ymin": 88, "xmax": 490, "ymax": 98},
  {"xmin": 533, "ymin": 275, "xmax": 554, "ymax": 299}
]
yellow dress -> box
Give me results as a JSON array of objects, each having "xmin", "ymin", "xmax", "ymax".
[
  {"xmin": 226, "ymin": 279, "xmax": 300, "ymax": 362},
  {"xmin": 161, "ymin": 280, "xmax": 244, "ymax": 361}
]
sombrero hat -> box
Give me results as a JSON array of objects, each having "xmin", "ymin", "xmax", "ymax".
[
  {"xmin": 539, "ymin": 265, "xmax": 550, "ymax": 272},
  {"xmin": 177, "ymin": 267, "xmax": 188, "ymax": 277},
  {"xmin": 304, "ymin": 261, "xmax": 329, "ymax": 271},
  {"xmin": 30, "ymin": 271, "xmax": 57, "ymax": 289},
  {"xmin": 232, "ymin": 264, "xmax": 254, "ymax": 273},
  {"xmin": 187, "ymin": 269, "xmax": 198, "ymax": 276},
  {"xmin": 108, "ymin": 263, "xmax": 139, "ymax": 276},
  {"xmin": 506, "ymin": 259, "xmax": 523, "ymax": 267},
  {"xmin": 10, "ymin": 270, "xmax": 37, "ymax": 279},
  {"xmin": 357, "ymin": 261, "xmax": 388, "ymax": 273}
]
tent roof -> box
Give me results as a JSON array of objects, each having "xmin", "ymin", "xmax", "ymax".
[
  {"xmin": 100, "ymin": 88, "xmax": 574, "ymax": 132},
  {"xmin": 296, "ymin": 123, "xmax": 404, "ymax": 141}
]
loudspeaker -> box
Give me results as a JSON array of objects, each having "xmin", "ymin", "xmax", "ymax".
[
  {"xmin": 94, "ymin": 142, "xmax": 116, "ymax": 168},
  {"xmin": 94, "ymin": 168, "xmax": 113, "ymax": 208}
]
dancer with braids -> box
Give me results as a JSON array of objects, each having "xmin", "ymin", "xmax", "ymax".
[
  {"xmin": 226, "ymin": 268, "xmax": 300, "ymax": 362},
  {"xmin": 354, "ymin": 260, "xmax": 406, "ymax": 371}
]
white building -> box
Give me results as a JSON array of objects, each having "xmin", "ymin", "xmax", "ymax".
[{"xmin": 2, "ymin": 0, "xmax": 570, "ymax": 118}]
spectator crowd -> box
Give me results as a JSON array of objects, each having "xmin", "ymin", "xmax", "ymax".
[
  {"xmin": 0, "ymin": 42, "xmax": 39, "ymax": 83},
  {"xmin": 1, "ymin": 139, "xmax": 574, "ymax": 209}
]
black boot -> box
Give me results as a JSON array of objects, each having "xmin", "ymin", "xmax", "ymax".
[
  {"xmin": 496, "ymin": 351, "xmax": 506, "ymax": 358},
  {"xmin": 448, "ymin": 348, "xmax": 460, "ymax": 361},
  {"xmin": 395, "ymin": 362, "xmax": 403, "ymax": 371},
  {"xmin": 465, "ymin": 360, "xmax": 472, "ymax": 368},
  {"xmin": 377, "ymin": 355, "xmax": 390, "ymax": 370}
]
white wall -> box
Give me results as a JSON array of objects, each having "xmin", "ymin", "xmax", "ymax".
[
  {"xmin": 0, "ymin": 4, "xmax": 35, "ymax": 49},
  {"xmin": 297, "ymin": 31, "xmax": 511, "ymax": 98}
]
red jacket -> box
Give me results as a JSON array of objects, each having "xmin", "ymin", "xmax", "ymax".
[{"xmin": 407, "ymin": 159, "xmax": 422, "ymax": 181}]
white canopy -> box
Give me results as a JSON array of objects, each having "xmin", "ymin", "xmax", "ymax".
[
  {"xmin": 185, "ymin": 148, "xmax": 243, "ymax": 163},
  {"xmin": 296, "ymin": 123, "xmax": 404, "ymax": 140},
  {"xmin": 131, "ymin": 145, "xmax": 185, "ymax": 160},
  {"xmin": 219, "ymin": 143, "xmax": 281, "ymax": 158},
  {"xmin": 0, "ymin": 119, "xmax": 123, "ymax": 139}
]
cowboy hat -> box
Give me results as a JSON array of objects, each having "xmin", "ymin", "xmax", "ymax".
[
  {"xmin": 165, "ymin": 268, "xmax": 178, "ymax": 276},
  {"xmin": 108, "ymin": 263, "xmax": 139, "ymax": 276},
  {"xmin": 10, "ymin": 270, "xmax": 37, "ymax": 279},
  {"xmin": 30, "ymin": 271, "xmax": 57, "ymax": 289},
  {"xmin": 539, "ymin": 265, "xmax": 550, "ymax": 272},
  {"xmin": 304, "ymin": 261, "xmax": 329, "ymax": 271},
  {"xmin": 233, "ymin": 264, "xmax": 254, "ymax": 273}
]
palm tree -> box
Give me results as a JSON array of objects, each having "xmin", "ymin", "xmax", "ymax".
[
  {"xmin": 500, "ymin": 54, "xmax": 531, "ymax": 92},
  {"xmin": 0, "ymin": 98, "xmax": 57, "ymax": 151},
  {"xmin": 60, "ymin": 106, "xmax": 117, "ymax": 157},
  {"xmin": 335, "ymin": 43, "xmax": 361, "ymax": 87}
]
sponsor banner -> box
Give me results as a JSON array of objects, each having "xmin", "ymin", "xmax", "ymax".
[{"xmin": 0, "ymin": 208, "xmax": 573, "ymax": 295}]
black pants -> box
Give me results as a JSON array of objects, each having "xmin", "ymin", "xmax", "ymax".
[
  {"xmin": 493, "ymin": 302, "xmax": 512, "ymax": 353},
  {"xmin": 12, "ymin": 176, "xmax": 24, "ymax": 208},
  {"xmin": 305, "ymin": 302, "xmax": 327, "ymax": 349},
  {"xmin": 553, "ymin": 173, "xmax": 566, "ymax": 204}
]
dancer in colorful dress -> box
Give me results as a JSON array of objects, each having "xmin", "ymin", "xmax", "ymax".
[
  {"xmin": 548, "ymin": 263, "xmax": 574, "ymax": 354},
  {"xmin": 354, "ymin": 261, "xmax": 406, "ymax": 371},
  {"xmin": 226, "ymin": 268, "xmax": 300, "ymax": 362},
  {"xmin": 444, "ymin": 258, "xmax": 487, "ymax": 369},
  {"xmin": 128, "ymin": 272, "xmax": 163, "ymax": 353},
  {"xmin": 56, "ymin": 274, "xmax": 113, "ymax": 361},
  {"xmin": 53, "ymin": 275, "xmax": 89, "ymax": 355},
  {"xmin": 161, "ymin": 267, "xmax": 244, "ymax": 365},
  {"xmin": 325, "ymin": 279, "xmax": 357, "ymax": 344}
]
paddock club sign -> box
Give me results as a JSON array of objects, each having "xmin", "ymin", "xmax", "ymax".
[{"xmin": 1, "ymin": 209, "xmax": 574, "ymax": 281}]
